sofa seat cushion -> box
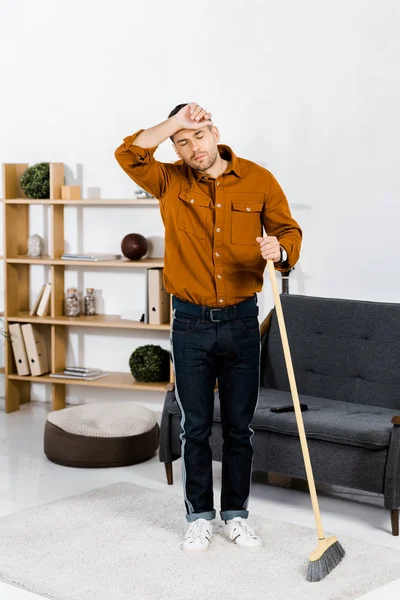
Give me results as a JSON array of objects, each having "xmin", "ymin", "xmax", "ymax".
[{"xmin": 213, "ymin": 388, "xmax": 395, "ymax": 450}]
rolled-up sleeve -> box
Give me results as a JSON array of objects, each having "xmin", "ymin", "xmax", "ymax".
[
  {"xmin": 263, "ymin": 173, "xmax": 302, "ymax": 272},
  {"xmin": 114, "ymin": 130, "xmax": 175, "ymax": 199}
]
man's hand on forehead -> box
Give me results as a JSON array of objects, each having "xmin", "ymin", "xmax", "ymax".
[
  {"xmin": 174, "ymin": 103, "xmax": 213, "ymax": 131},
  {"xmin": 188, "ymin": 103, "xmax": 212, "ymax": 123}
]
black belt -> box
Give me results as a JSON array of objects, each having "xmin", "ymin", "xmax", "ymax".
[{"xmin": 172, "ymin": 295, "xmax": 258, "ymax": 322}]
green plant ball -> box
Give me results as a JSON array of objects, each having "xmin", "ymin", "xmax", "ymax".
[
  {"xmin": 20, "ymin": 162, "xmax": 50, "ymax": 199},
  {"xmin": 129, "ymin": 344, "xmax": 170, "ymax": 382}
]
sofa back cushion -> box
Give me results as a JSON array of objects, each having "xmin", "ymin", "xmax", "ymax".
[{"xmin": 261, "ymin": 294, "xmax": 400, "ymax": 410}]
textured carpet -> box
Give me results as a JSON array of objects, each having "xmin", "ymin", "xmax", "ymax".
[{"xmin": 0, "ymin": 482, "xmax": 400, "ymax": 600}]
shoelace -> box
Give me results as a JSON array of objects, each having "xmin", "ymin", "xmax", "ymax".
[
  {"xmin": 230, "ymin": 519, "xmax": 258, "ymax": 541},
  {"xmin": 179, "ymin": 520, "xmax": 211, "ymax": 547}
]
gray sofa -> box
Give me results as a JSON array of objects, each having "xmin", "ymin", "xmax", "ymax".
[{"xmin": 159, "ymin": 294, "xmax": 400, "ymax": 536}]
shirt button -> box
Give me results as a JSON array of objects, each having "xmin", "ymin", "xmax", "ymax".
[
  {"xmin": 190, "ymin": 199, "xmax": 195, "ymax": 204},
  {"xmin": 215, "ymin": 252, "xmax": 220, "ymax": 257},
  {"xmin": 217, "ymin": 274, "xmax": 222, "ymax": 279},
  {"xmin": 219, "ymin": 299, "xmax": 224, "ymax": 303},
  {"xmin": 246, "ymin": 207, "xmax": 251, "ymax": 211},
  {"xmin": 216, "ymin": 228, "xmax": 221, "ymax": 233},
  {"xmin": 216, "ymin": 203, "xmax": 222, "ymax": 208}
]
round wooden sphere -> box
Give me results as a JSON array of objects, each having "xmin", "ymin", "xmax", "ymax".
[{"xmin": 121, "ymin": 233, "xmax": 149, "ymax": 260}]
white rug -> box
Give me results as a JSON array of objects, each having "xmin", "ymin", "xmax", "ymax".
[{"xmin": 0, "ymin": 482, "xmax": 400, "ymax": 600}]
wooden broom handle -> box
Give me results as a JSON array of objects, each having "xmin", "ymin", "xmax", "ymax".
[{"xmin": 266, "ymin": 259, "xmax": 325, "ymax": 540}]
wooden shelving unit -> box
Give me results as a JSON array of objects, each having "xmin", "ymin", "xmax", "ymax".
[{"xmin": 2, "ymin": 162, "xmax": 172, "ymax": 413}]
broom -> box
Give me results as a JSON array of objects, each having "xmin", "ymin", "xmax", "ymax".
[{"xmin": 265, "ymin": 253, "xmax": 345, "ymax": 582}]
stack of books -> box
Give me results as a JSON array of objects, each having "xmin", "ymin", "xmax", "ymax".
[
  {"xmin": 61, "ymin": 253, "xmax": 121, "ymax": 262},
  {"xmin": 49, "ymin": 367, "xmax": 109, "ymax": 381}
]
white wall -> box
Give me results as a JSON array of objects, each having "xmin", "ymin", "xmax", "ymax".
[{"xmin": 1, "ymin": 0, "xmax": 399, "ymax": 409}]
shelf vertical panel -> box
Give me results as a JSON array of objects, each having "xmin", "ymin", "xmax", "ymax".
[
  {"xmin": 49, "ymin": 163, "xmax": 64, "ymax": 201},
  {"xmin": 50, "ymin": 178, "xmax": 66, "ymax": 410},
  {"xmin": 3, "ymin": 166, "xmax": 32, "ymax": 411},
  {"xmin": 51, "ymin": 203, "xmax": 64, "ymax": 260},
  {"xmin": 5, "ymin": 378, "xmax": 31, "ymax": 413},
  {"xmin": 2, "ymin": 163, "xmax": 29, "ymax": 199},
  {"xmin": 4, "ymin": 203, "xmax": 30, "ymax": 257},
  {"xmin": 51, "ymin": 325, "xmax": 66, "ymax": 410},
  {"xmin": 51, "ymin": 265, "xmax": 65, "ymax": 317}
]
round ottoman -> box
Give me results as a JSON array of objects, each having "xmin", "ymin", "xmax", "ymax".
[{"xmin": 44, "ymin": 402, "xmax": 160, "ymax": 468}]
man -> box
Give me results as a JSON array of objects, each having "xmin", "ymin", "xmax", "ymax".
[{"xmin": 115, "ymin": 103, "xmax": 302, "ymax": 553}]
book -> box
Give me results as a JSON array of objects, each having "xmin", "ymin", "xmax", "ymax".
[
  {"xmin": 49, "ymin": 371, "xmax": 109, "ymax": 381},
  {"xmin": 29, "ymin": 284, "xmax": 46, "ymax": 316},
  {"xmin": 63, "ymin": 372, "xmax": 102, "ymax": 378},
  {"xmin": 8, "ymin": 323, "xmax": 30, "ymax": 376},
  {"xmin": 64, "ymin": 369, "xmax": 103, "ymax": 377},
  {"xmin": 36, "ymin": 283, "xmax": 51, "ymax": 317},
  {"xmin": 61, "ymin": 253, "xmax": 121, "ymax": 261},
  {"xmin": 21, "ymin": 324, "xmax": 49, "ymax": 376},
  {"xmin": 65, "ymin": 366, "xmax": 102, "ymax": 374},
  {"xmin": 148, "ymin": 268, "xmax": 170, "ymax": 325}
]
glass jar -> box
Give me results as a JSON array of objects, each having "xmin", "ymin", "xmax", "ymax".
[
  {"xmin": 84, "ymin": 288, "xmax": 96, "ymax": 316},
  {"xmin": 65, "ymin": 287, "xmax": 80, "ymax": 317}
]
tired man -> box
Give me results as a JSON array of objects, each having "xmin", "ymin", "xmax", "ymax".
[{"xmin": 115, "ymin": 103, "xmax": 302, "ymax": 552}]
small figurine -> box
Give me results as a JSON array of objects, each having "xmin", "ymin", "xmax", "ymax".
[{"xmin": 28, "ymin": 234, "xmax": 44, "ymax": 257}]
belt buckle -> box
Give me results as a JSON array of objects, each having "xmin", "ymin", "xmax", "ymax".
[{"xmin": 209, "ymin": 308, "xmax": 223, "ymax": 322}]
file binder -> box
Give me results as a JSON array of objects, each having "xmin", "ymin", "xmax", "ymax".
[
  {"xmin": 148, "ymin": 268, "xmax": 170, "ymax": 325},
  {"xmin": 8, "ymin": 323, "xmax": 30, "ymax": 376},
  {"xmin": 21, "ymin": 324, "xmax": 49, "ymax": 376}
]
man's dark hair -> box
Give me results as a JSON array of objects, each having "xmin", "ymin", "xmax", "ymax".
[
  {"xmin": 168, "ymin": 103, "xmax": 188, "ymax": 119},
  {"xmin": 168, "ymin": 103, "xmax": 188, "ymax": 141}
]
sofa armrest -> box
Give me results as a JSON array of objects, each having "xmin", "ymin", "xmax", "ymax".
[
  {"xmin": 392, "ymin": 416, "xmax": 400, "ymax": 425},
  {"xmin": 384, "ymin": 423, "xmax": 400, "ymax": 509},
  {"xmin": 159, "ymin": 389, "xmax": 180, "ymax": 464},
  {"xmin": 260, "ymin": 308, "xmax": 274, "ymax": 338}
]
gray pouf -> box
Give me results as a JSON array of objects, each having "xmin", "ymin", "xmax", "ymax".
[{"xmin": 44, "ymin": 402, "xmax": 160, "ymax": 468}]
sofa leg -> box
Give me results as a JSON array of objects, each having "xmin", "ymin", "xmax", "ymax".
[
  {"xmin": 391, "ymin": 509, "xmax": 399, "ymax": 536},
  {"xmin": 165, "ymin": 462, "xmax": 173, "ymax": 485}
]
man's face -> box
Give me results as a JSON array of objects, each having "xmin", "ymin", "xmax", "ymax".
[{"xmin": 172, "ymin": 125, "xmax": 220, "ymax": 172}]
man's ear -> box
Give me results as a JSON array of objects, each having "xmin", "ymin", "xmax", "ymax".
[{"xmin": 211, "ymin": 125, "xmax": 220, "ymax": 143}]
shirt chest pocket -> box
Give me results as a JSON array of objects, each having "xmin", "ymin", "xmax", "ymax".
[
  {"xmin": 230, "ymin": 196, "xmax": 264, "ymax": 245},
  {"xmin": 177, "ymin": 189, "xmax": 211, "ymax": 240}
]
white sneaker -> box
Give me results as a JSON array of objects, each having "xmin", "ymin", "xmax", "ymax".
[
  {"xmin": 182, "ymin": 518, "xmax": 213, "ymax": 553},
  {"xmin": 224, "ymin": 517, "xmax": 263, "ymax": 549}
]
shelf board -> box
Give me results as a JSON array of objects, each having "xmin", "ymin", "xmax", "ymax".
[
  {"xmin": 3, "ymin": 198, "xmax": 159, "ymax": 205},
  {"xmin": 6, "ymin": 256, "xmax": 164, "ymax": 268},
  {"xmin": 7, "ymin": 371, "xmax": 169, "ymax": 391},
  {"xmin": 7, "ymin": 313, "xmax": 171, "ymax": 330}
]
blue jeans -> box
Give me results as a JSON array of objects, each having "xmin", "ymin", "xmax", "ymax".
[{"xmin": 170, "ymin": 296, "xmax": 261, "ymax": 523}]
